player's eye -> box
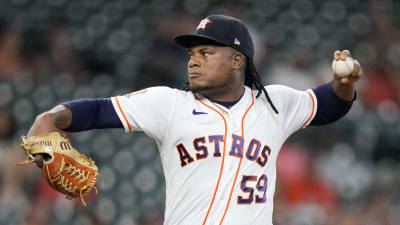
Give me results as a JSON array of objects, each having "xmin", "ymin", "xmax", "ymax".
[{"xmin": 202, "ymin": 51, "xmax": 211, "ymax": 56}]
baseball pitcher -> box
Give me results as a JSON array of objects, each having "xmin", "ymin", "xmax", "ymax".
[{"xmin": 20, "ymin": 15, "xmax": 361, "ymax": 225}]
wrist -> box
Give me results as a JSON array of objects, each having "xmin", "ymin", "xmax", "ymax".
[
  {"xmin": 27, "ymin": 112, "xmax": 58, "ymax": 137},
  {"xmin": 332, "ymin": 79, "xmax": 355, "ymax": 102}
]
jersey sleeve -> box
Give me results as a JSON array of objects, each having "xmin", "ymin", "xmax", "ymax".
[
  {"xmin": 111, "ymin": 86, "xmax": 176, "ymax": 142},
  {"xmin": 266, "ymin": 85, "xmax": 317, "ymax": 135}
]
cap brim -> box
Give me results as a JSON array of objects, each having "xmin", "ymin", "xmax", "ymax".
[{"xmin": 174, "ymin": 34, "xmax": 226, "ymax": 48}]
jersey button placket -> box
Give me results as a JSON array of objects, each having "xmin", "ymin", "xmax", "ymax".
[
  {"xmin": 223, "ymin": 110, "xmax": 237, "ymax": 221},
  {"xmin": 216, "ymin": 106, "xmax": 234, "ymax": 223}
]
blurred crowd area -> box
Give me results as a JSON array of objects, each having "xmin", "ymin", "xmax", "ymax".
[{"xmin": 0, "ymin": 0, "xmax": 399, "ymax": 225}]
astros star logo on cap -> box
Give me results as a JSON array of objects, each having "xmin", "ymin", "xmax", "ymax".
[{"xmin": 196, "ymin": 18, "xmax": 212, "ymax": 30}]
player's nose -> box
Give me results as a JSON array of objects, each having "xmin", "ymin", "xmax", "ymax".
[{"xmin": 188, "ymin": 56, "xmax": 200, "ymax": 68}]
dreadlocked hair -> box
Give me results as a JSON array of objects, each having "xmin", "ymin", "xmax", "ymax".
[
  {"xmin": 245, "ymin": 59, "xmax": 279, "ymax": 114},
  {"xmin": 182, "ymin": 81, "xmax": 190, "ymax": 91}
]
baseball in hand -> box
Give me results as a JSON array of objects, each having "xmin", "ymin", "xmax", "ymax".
[{"xmin": 332, "ymin": 57, "xmax": 354, "ymax": 77}]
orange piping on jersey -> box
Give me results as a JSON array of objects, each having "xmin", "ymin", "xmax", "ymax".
[
  {"xmin": 219, "ymin": 91, "xmax": 255, "ymax": 225},
  {"xmin": 195, "ymin": 94, "xmax": 228, "ymax": 225},
  {"xmin": 301, "ymin": 90, "xmax": 315, "ymax": 129},
  {"xmin": 114, "ymin": 96, "xmax": 132, "ymax": 132}
]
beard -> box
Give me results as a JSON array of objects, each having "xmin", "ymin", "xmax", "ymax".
[
  {"xmin": 189, "ymin": 82, "xmax": 229, "ymax": 95},
  {"xmin": 189, "ymin": 85, "xmax": 214, "ymax": 94}
]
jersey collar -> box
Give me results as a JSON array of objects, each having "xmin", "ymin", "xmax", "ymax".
[{"xmin": 195, "ymin": 86, "xmax": 252, "ymax": 114}]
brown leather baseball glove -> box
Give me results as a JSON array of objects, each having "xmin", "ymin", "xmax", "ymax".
[{"xmin": 17, "ymin": 132, "xmax": 100, "ymax": 206}]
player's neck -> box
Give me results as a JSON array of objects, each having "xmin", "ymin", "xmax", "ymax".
[{"xmin": 204, "ymin": 86, "xmax": 245, "ymax": 103}]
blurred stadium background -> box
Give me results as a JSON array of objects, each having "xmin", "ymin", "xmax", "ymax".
[{"xmin": 0, "ymin": 0, "xmax": 399, "ymax": 224}]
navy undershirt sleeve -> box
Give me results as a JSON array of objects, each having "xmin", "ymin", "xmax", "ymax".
[
  {"xmin": 62, "ymin": 98, "xmax": 123, "ymax": 132},
  {"xmin": 310, "ymin": 81, "xmax": 356, "ymax": 126}
]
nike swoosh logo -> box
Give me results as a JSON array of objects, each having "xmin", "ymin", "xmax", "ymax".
[{"xmin": 192, "ymin": 109, "xmax": 208, "ymax": 115}]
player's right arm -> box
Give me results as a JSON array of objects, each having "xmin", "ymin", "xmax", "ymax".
[
  {"xmin": 27, "ymin": 87, "xmax": 176, "ymax": 166},
  {"xmin": 27, "ymin": 98, "xmax": 122, "ymax": 137},
  {"xmin": 27, "ymin": 97, "xmax": 123, "ymax": 167},
  {"xmin": 28, "ymin": 86, "xmax": 176, "ymax": 140},
  {"xmin": 26, "ymin": 104, "xmax": 73, "ymax": 168},
  {"xmin": 27, "ymin": 104, "xmax": 72, "ymax": 137}
]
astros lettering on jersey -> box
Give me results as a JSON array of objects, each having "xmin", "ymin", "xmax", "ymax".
[{"xmin": 111, "ymin": 85, "xmax": 317, "ymax": 225}]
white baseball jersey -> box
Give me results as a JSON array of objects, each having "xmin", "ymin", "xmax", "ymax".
[{"xmin": 111, "ymin": 85, "xmax": 317, "ymax": 225}]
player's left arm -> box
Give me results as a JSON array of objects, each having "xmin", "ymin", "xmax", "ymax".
[
  {"xmin": 310, "ymin": 50, "xmax": 362, "ymax": 126},
  {"xmin": 332, "ymin": 50, "xmax": 361, "ymax": 101}
]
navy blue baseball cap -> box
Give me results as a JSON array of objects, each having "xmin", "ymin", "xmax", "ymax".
[{"xmin": 174, "ymin": 15, "xmax": 254, "ymax": 59}]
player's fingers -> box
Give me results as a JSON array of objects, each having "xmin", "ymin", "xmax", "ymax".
[
  {"xmin": 334, "ymin": 50, "xmax": 341, "ymax": 60},
  {"xmin": 340, "ymin": 50, "xmax": 351, "ymax": 60},
  {"xmin": 334, "ymin": 74, "xmax": 342, "ymax": 81},
  {"xmin": 334, "ymin": 74, "xmax": 349, "ymax": 84},
  {"xmin": 353, "ymin": 59, "xmax": 362, "ymax": 77},
  {"xmin": 34, "ymin": 154, "xmax": 43, "ymax": 169},
  {"xmin": 350, "ymin": 60, "xmax": 359, "ymax": 77},
  {"xmin": 340, "ymin": 77, "xmax": 349, "ymax": 84}
]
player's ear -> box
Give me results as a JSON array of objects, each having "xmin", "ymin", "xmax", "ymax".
[{"xmin": 232, "ymin": 52, "xmax": 245, "ymax": 70}]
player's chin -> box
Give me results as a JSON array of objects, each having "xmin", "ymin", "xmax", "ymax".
[{"xmin": 189, "ymin": 82, "xmax": 213, "ymax": 94}]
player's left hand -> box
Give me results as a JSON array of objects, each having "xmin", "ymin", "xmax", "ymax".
[{"xmin": 333, "ymin": 50, "xmax": 362, "ymax": 85}]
